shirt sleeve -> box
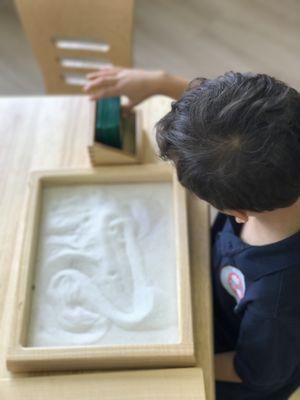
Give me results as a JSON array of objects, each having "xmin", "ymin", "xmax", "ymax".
[{"xmin": 234, "ymin": 310, "xmax": 300, "ymax": 392}]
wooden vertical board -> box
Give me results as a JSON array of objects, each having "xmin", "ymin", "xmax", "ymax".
[
  {"xmin": 6, "ymin": 164, "xmax": 195, "ymax": 373},
  {"xmin": 15, "ymin": 0, "xmax": 134, "ymax": 93}
]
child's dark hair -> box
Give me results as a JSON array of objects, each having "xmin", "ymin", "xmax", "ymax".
[{"xmin": 156, "ymin": 72, "xmax": 300, "ymax": 212}]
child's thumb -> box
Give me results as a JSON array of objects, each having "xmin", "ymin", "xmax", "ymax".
[{"xmin": 121, "ymin": 99, "xmax": 135, "ymax": 117}]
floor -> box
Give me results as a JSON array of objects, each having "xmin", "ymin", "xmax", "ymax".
[{"xmin": 0, "ymin": 0, "xmax": 299, "ymax": 397}]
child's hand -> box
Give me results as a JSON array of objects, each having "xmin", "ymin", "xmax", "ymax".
[{"xmin": 83, "ymin": 67, "xmax": 166, "ymax": 111}]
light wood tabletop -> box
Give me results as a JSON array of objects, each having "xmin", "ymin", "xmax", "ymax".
[{"xmin": 0, "ymin": 95, "xmax": 214, "ymax": 399}]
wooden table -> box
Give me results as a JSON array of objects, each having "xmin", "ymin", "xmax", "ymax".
[{"xmin": 0, "ymin": 95, "xmax": 214, "ymax": 399}]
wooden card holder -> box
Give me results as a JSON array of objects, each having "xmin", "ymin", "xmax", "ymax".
[
  {"xmin": 6, "ymin": 164, "xmax": 195, "ymax": 373},
  {"xmin": 88, "ymin": 101, "xmax": 144, "ymax": 166}
]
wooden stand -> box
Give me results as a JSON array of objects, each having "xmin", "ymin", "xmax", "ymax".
[{"xmin": 88, "ymin": 101, "xmax": 144, "ymax": 165}]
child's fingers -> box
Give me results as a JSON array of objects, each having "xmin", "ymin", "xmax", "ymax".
[
  {"xmin": 86, "ymin": 66, "xmax": 120, "ymax": 80},
  {"xmin": 86, "ymin": 70, "xmax": 114, "ymax": 80},
  {"xmin": 83, "ymin": 77, "xmax": 118, "ymax": 92},
  {"xmin": 88, "ymin": 87, "xmax": 118, "ymax": 101},
  {"xmin": 86, "ymin": 71, "xmax": 101, "ymax": 80}
]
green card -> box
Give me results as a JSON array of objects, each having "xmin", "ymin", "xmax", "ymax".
[{"xmin": 95, "ymin": 97, "xmax": 122, "ymax": 149}]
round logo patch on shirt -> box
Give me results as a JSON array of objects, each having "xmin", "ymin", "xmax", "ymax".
[{"xmin": 220, "ymin": 265, "xmax": 246, "ymax": 303}]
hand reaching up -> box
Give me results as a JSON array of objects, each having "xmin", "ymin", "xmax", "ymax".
[
  {"xmin": 83, "ymin": 67, "xmax": 188, "ymax": 111},
  {"xmin": 83, "ymin": 67, "xmax": 166, "ymax": 112}
]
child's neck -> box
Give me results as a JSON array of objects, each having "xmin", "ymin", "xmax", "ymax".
[{"xmin": 240, "ymin": 199, "xmax": 300, "ymax": 246}]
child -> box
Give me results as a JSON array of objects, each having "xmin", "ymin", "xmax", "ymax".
[{"xmin": 84, "ymin": 68, "xmax": 300, "ymax": 399}]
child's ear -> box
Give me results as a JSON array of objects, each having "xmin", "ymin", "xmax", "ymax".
[{"xmin": 222, "ymin": 209, "xmax": 249, "ymax": 224}]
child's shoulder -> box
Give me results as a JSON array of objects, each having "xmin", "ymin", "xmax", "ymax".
[
  {"xmin": 246, "ymin": 261, "xmax": 300, "ymax": 320},
  {"xmin": 212, "ymin": 212, "xmax": 300, "ymax": 319},
  {"xmin": 276, "ymin": 262, "xmax": 300, "ymax": 317}
]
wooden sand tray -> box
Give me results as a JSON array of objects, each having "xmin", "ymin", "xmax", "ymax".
[{"xmin": 6, "ymin": 164, "xmax": 195, "ymax": 373}]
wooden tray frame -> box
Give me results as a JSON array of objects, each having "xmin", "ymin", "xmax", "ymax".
[
  {"xmin": 0, "ymin": 368, "xmax": 206, "ymax": 400},
  {"xmin": 6, "ymin": 164, "xmax": 195, "ymax": 373},
  {"xmin": 88, "ymin": 101, "xmax": 144, "ymax": 165}
]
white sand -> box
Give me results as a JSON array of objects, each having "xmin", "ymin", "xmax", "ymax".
[{"xmin": 28, "ymin": 182, "xmax": 179, "ymax": 347}]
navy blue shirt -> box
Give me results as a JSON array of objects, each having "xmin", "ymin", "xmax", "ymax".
[{"xmin": 212, "ymin": 213, "xmax": 300, "ymax": 399}]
